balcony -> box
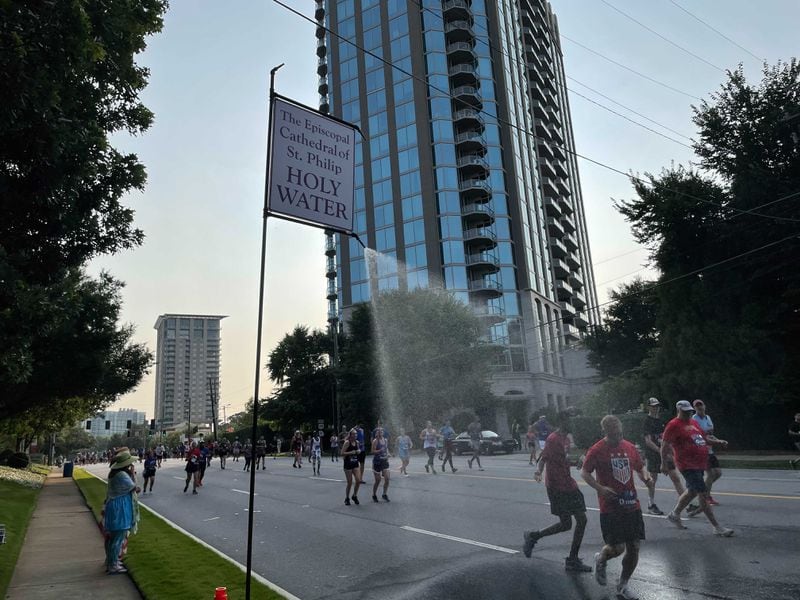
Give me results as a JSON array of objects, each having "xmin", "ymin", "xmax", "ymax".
[
  {"xmin": 453, "ymin": 108, "xmax": 483, "ymax": 129},
  {"xmin": 326, "ymin": 280, "xmax": 337, "ymax": 300},
  {"xmin": 461, "ymin": 201, "xmax": 495, "ymax": 226},
  {"xmin": 543, "ymin": 195, "xmax": 561, "ymax": 218},
  {"xmin": 473, "ymin": 304, "xmax": 506, "ymax": 324},
  {"xmin": 316, "ymin": 39, "xmax": 326, "ymax": 58},
  {"xmin": 444, "ymin": 20, "xmax": 475, "ymax": 42},
  {"xmin": 549, "ymin": 238, "xmax": 567, "ymax": 258},
  {"xmin": 556, "ymin": 178, "xmax": 571, "ymax": 196},
  {"xmin": 563, "ymin": 323, "xmax": 580, "ymax": 342},
  {"xmin": 531, "ymin": 80, "xmax": 547, "ymax": 104},
  {"xmin": 538, "ymin": 157, "xmax": 557, "ymax": 178},
  {"xmin": 457, "ymin": 154, "xmax": 489, "ymax": 177},
  {"xmin": 573, "ymin": 313, "xmax": 589, "ymax": 329},
  {"xmin": 325, "ymin": 234, "xmax": 336, "ymax": 256},
  {"xmin": 469, "ymin": 277, "xmax": 503, "ymax": 297},
  {"xmin": 463, "ymin": 226, "xmax": 497, "ymax": 246},
  {"xmin": 535, "ymin": 120, "xmax": 552, "ymax": 140},
  {"xmin": 318, "ymin": 77, "xmax": 328, "ymax": 96},
  {"xmin": 559, "ymin": 301, "xmax": 577, "ymax": 318},
  {"xmin": 326, "ymin": 256, "xmax": 336, "ymax": 278},
  {"xmin": 446, "ymin": 41, "xmax": 477, "ymax": 63},
  {"xmin": 536, "ymin": 136, "xmax": 553, "ymax": 158},
  {"xmin": 541, "ymin": 176, "xmax": 558, "ymax": 196},
  {"xmin": 560, "ymin": 196, "xmax": 574, "ymax": 215},
  {"xmin": 449, "ymin": 63, "xmax": 479, "ymax": 86},
  {"xmin": 455, "ymin": 130, "xmax": 487, "ymax": 152},
  {"xmin": 572, "ymin": 289, "xmax": 586, "ymax": 310},
  {"xmin": 451, "ymin": 85, "xmax": 482, "ymax": 108},
  {"xmin": 550, "ymin": 123, "xmax": 564, "ymax": 143},
  {"xmin": 556, "ymin": 279, "xmax": 574, "ymax": 301},
  {"xmin": 442, "ymin": 0, "xmax": 471, "ymax": 20},
  {"xmin": 566, "ymin": 252, "xmax": 581, "ymax": 271},
  {"xmin": 317, "ymin": 58, "xmax": 327, "ymax": 77},
  {"xmin": 529, "ymin": 65, "xmax": 546, "ymax": 89},
  {"xmin": 563, "ymin": 233, "xmax": 578, "ymax": 252},
  {"xmin": 466, "ymin": 250, "xmax": 501, "ymax": 273},
  {"xmin": 554, "ymin": 157, "xmax": 569, "ymax": 178},
  {"xmin": 561, "ymin": 213, "xmax": 576, "ymax": 233},
  {"xmin": 459, "ymin": 177, "xmax": 492, "ymax": 201},
  {"xmin": 547, "ymin": 217, "xmax": 564, "ymax": 238},
  {"xmin": 552, "ymin": 257, "xmax": 570, "ymax": 278},
  {"xmin": 568, "ymin": 270, "xmax": 583, "ymax": 290},
  {"xmin": 552, "ymin": 139, "xmax": 566, "ymax": 160}
]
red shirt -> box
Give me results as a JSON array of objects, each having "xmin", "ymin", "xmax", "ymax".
[
  {"xmin": 186, "ymin": 447, "xmax": 201, "ymax": 465},
  {"xmin": 540, "ymin": 431, "xmax": 578, "ymax": 492},
  {"xmin": 662, "ymin": 417, "xmax": 708, "ymax": 471},
  {"xmin": 583, "ymin": 438, "xmax": 642, "ymax": 514}
]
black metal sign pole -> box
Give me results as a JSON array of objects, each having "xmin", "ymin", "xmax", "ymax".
[{"xmin": 245, "ymin": 62, "xmax": 283, "ymax": 600}]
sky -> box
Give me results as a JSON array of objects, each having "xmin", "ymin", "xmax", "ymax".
[{"xmin": 90, "ymin": 0, "xmax": 799, "ymax": 419}]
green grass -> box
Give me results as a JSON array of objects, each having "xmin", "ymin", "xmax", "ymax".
[
  {"xmin": 73, "ymin": 469, "xmax": 286, "ymax": 600},
  {"xmin": 0, "ymin": 479, "xmax": 42, "ymax": 597}
]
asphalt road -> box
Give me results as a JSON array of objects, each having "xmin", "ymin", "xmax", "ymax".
[{"xmin": 87, "ymin": 453, "xmax": 800, "ymax": 600}]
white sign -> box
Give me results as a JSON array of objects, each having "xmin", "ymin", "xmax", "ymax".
[{"xmin": 268, "ymin": 97, "xmax": 356, "ymax": 233}]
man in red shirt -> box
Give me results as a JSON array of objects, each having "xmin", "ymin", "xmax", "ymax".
[
  {"xmin": 582, "ymin": 415, "xmax": 654, "ymax": 600},
  {"xmin": 661, "ymin": 400, "xmax": 733, "ymax": 536},
  {"xmin": 523, "ymin": 410, "xmax": 592, "ymax": 573}
]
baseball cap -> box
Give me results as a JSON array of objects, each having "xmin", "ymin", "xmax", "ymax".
[
  {"xmin": 648, "ymin": 397, "xmax": 660, "ymax": 406},
  {"xmin": 676, "ymin": 400, "xmax": 694, "ymax": 412}
]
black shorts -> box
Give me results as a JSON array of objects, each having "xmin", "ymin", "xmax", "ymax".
[
  {"xmin": 645, "ymin": 451, "xmax": 661, "ymax": 474},
  {"xmin": 357, "ymin": 450, "xmax": 366, "ymax": 465},
  {"xmin": 681, "ymin": 469, "xmax": 707, "ymax": 493},
  {"xmin": 547, "ymin": 488, "xmax": 586, "ymax": 517},
  {"xmin": 144, "ymin": 468, "xmax": 156, "ymax": 478},
  {"xmin": 185, "ymin": 462, "xmax": 199, "ymax": 473},
  {"xmin": 707, "ymin": 454, "xmax": 720, "ymax": 469},
  {"xmin": 599, "ymin": 510, "xmax": 645, "ymax": 545},
  {"xmin": 372, "ymin": 457, "xmax": 389, "ymax": 472}
]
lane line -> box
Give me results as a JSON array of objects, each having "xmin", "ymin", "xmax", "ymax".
[
  {"xmin": 401, "ymin": 525, "xmax": 518, "ymax": 554},
  {"xmin": 203, "ymin": 516, "xmax": 220, "ymax": 521},
  {"xmin": 231, "ymin": 488, "xmax": 257, "ymax": 495},
  {"xmin": 314, "ymin": 477, "xmax": 344, "ymax": 483},
  {"xmin": 81, "ymin": 469, "xmax": 301, "ymax": 600}
]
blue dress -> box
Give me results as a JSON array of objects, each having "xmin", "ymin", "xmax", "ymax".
[{"xmin": 104, "ymin": 471, "xmax": 136, "ymax": 532}]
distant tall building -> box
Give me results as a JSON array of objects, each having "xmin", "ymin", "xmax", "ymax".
[
  {"xmin": 153, "ymin": 314, "xmax": 225, "ymax": 431},
  {"xmin": 83, "ymin": 408, "xmax": 147, "ymax": 438},
  {"xmin": 317, "ymin": 0, "xmax": 600, "ymax": 412}
]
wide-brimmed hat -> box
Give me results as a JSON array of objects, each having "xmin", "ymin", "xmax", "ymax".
[
  {"xmin": 648, "ymin": 397, "xmax": 660, "ymax": 407},
  {"xmin": 111, "ymin": 449, "xmax": 137, "ymax": 470}
]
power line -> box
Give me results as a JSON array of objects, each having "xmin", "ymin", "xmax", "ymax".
[
  {"xmin": 559, "ymin": 34, "xmax": 701, "ymax": 100},
  {"xmin": 667, "ymin": 0, "xmax": 765, "ymax": 63},
  {"xmin": 600, "ymin": 0, "xmax": 725, "ymax": 72},
  {"xmin": 274, "ymin": 1, "xmax": 800, "ymax": 228}
]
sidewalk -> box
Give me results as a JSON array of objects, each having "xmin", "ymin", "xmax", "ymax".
[{"xmin": 5, "ymin": 471, "xmax": 142, "ymax": 600}]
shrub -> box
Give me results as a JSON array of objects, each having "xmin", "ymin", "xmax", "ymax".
[
  {"xmin": 7, "ymin": 452, "xmax": 30, "ymax": 469},
  {"xmin": 571, "ymin": 413, "xmax": 647, "ymax": 450},
  {"xmin": 0, "ymin": 449, "xmax": 14, "ymax": 465}
]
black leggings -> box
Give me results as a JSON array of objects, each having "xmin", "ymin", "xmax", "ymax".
[{"xmin": 425, "ymin": 447, "xmax": 436, "ymax": 466}]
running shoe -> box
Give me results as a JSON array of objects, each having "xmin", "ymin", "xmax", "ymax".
[
  {"xmin": 382, "ymin": 494, "xmax": 390, "ymax": 502},
  {"xmin": 468, "ymin": 459, "xmax": 473, "ymax": 469},
  {"xmin": 647, "ymin": 504, "xmax": 664, "ymax": 516},
  {"xmin": 192, "ymin": 490, "xmax": 198, "ymax": 495},
  {"xmin": 372, "ymin": 495, "xmax": 379, "ymax": 502},
  {"xmin": 713, "ymin": 526, "xmax": 734, "ymax": 537},
  {"xmin": 594, "ymin": 553, "xmax": 607, "ymax": 586},
  {"xmin": 564, "ymin": 556, "xmax": 592, "ymax": 572},
  {"xmin": 344, "ymin": 498, "xmax": 350, "ymax": 506},
  {"xmin": 451, "ymin": 468, "xmax": 458, "ymax": 473},
  {"xmin": 183, "ymin": 483, "xmax": 188, "ymax": 493},
  {"xmin": 687, "ymin": 503, "xmax": 699, "ymax": 512},
  {"xmin": 424, "ymin": 464, "xmax": 429, "ymax": 473},
  {"xmin": 667, "ymin": 512, "xmax": 687, "ymax": 529},
  {"xmin": 616, "ymin": 582, "xmax": 639, "ymax": 599},
  {"xmin": 478, "ymin": 468, "xmax": 484, "ymax": 471},
  {"xmin": 107, "ymin": 565, "xmax": 128, "ymax": 575},
  {"xmin": 352, "ymin": 495, "xmax": 359, "ymax": 505},
  {"xmin": 707, "ymin": 496, "xmax": 719, "ymax": 506},
  {"xmin": 522, "ymin": 531, "xmax": 538, "ymax": 558},
  {"xmin": 687, "ymin": 505, "xmax": 703, "ymax": 518}
]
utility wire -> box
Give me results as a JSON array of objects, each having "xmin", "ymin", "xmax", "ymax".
[
  {"xmin": 667, "ymin": 0, "xmax": 765, "ymax": 63},
  {"xmin": 559, "ymin": 34, "xmax": 701, "ymax": 100},
  {"xmin": 276, "ymin": 0, "xmax": 800, "ymax": 227},
  {"xmin": 600, "ymin": 0, "xmax": 725, "ymax": 72}
]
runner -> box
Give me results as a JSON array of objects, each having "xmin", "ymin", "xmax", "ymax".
[
  {"xmin": 534, "ymin": 415, "xmax": 552, "ymax": 456},
  {"xmin": 467, "ymin": 418, "xmax": 484, "ymax": 471},
  {"xmin": 198, "ymin": 441, "xmax": 209, "ymax": 485},
  {"xmin": 154, "ymin": 444, "xmax": 164, "ymax": 468},
  {"xmin": 790, "ymin": 413, "xmax": 800, "ymax": 469},
  {"xmin": 692, "ymin": 399, "xmax": 727, "ymax": 507},
  {"xmin": 218, "ymin": 438, "xmax": 230, "ymax": 470},
  {"xmin": 142, "ymin": 448, "xmax": 156, "ymax": 494},
  {"xmin": 661, "ymin": 400, "xmax": 734, "ymax": 536},
  {"xmin": 420, "ymin": 421, "xmax": 439, "ymax": 475},
  {"xmin": 524, "ymin": 411, "xmax": 592, "ymax": 572},
  {"xmin": 526, "ymin": 424, "xmax": 538, "ymax": 464},
  {"xmin": 439, "ymin": 420, "xmax": 457, "ymax": 473},
  {"xmin": 356, "ymin": 423, "xmax": 366, "ymax": 479},
  {"xmin": 184, "ymin": 441, "xmax": 201, "ymax": 495},
  {"xmin": 341, "ymin": 429, "xmax": 362, "ymax": 505},
  {"xmin": 232, "ymin": 438, "xmax": 241, "ymax": 462},
  {"xmin": 274, "ymin": 435, "xmax": 283, "ymax": 459},
  {"xmin": 581, "ymin": 415, "xmax": 654, "ymax": 600},
  {"xmin": 396, "ymin": 428, "xmax": 413, "ymax": 476},
  {"xmin": 242, "ymin": 439, "xmax": 252, "ymax": 472},
  {"xmin": 256, "ymin": 435, "xmax": 267, "ymax": 470},
  {"xmin": 311, "ymin": 431, "xmax": 322, "ymax": 476},
  {"xmin": 642, "ymin": 397, "xmax": 666, "ymax": 515},
  {"xmin": 291, "ymin": 431, "xmax": 304, "ymax": 468},
  {"xmin": 371, "ymin": 427, "xmax": 391, "ymax": 502},
  {"xmin": 304, "ymin": 434, "xmax": 312, "ymax": 464},
  {"xmin": 329, "ymin": 431, "xmax": 339, "ymax": 462}
]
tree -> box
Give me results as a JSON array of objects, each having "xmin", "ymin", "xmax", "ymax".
[
  {"xmin": 594, "ymin": 62, "xmax": 800, "ymax": 446},
  {"xmin": 351, "ymin": 288, "xmax": 495, "ymax": 432},
  {"xmin": 0, "ymin": 1, "xmax": 165, "ymax": 427},
  {"xmin": 585, "ymin": 278, "xmax": 659, "ymax": 379},
  {"xmin": 336, "ymin": 304, "xmax": 379, "ymax": 427},
  {"xmin": 55, "ymin": 426, "xmax": 97, "ymax": 457}
]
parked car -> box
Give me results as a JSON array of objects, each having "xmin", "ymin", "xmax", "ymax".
[{"xmin": 452, "ymin": 430, "xmax": 516, "ymax": 455}]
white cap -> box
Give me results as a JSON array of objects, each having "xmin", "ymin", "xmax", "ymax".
[{"xmin": 676, "ymin": 400, "xmax": 694, "ymax": 412}]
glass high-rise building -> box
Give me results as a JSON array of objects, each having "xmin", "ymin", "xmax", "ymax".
[
  {"xmin": 318, "ymin": 0, "xmax": 600, "ymax": 412},
  {"xmin": 153, "ymin": 314, "xmax": 225, "ymax": 431}
]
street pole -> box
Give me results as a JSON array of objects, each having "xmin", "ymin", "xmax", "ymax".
[{"xmin": 245, "ymin": 62, "xmax": 283, "ymax": 600}]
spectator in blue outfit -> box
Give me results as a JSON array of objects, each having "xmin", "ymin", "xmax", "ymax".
[
  {"xmin": 439, "ymin": 420, "xmax": 457, "ymax": 473},
  {"xmin": 534, "ymin": 415, "xmax": 552, "ymax": 453},
  {"xmin": 103, "ymin": 448, "xmax": 140, "ymax": 574}
]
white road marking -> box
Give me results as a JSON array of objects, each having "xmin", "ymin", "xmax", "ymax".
[
  {"xmin": 231, "ymin": 488, "xmax": 257, "ymax": 495},
  {"xmin": 315, "ymin": 477, "xmax": 344, "ymax": 482},
  {"xmin": 401, "ymin": 525, "xmax": 518, "ymax": 554},
  {"xmin": 173, "ymin": 476, "xmax": 184, "ymax": 480},
  {"xmin": 203, "ymin": 516, "xmax": 220, "ymax": 521},
  {"xmin": 545, "ymin": 502, "xmax": 667, "ymax": 519}
]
